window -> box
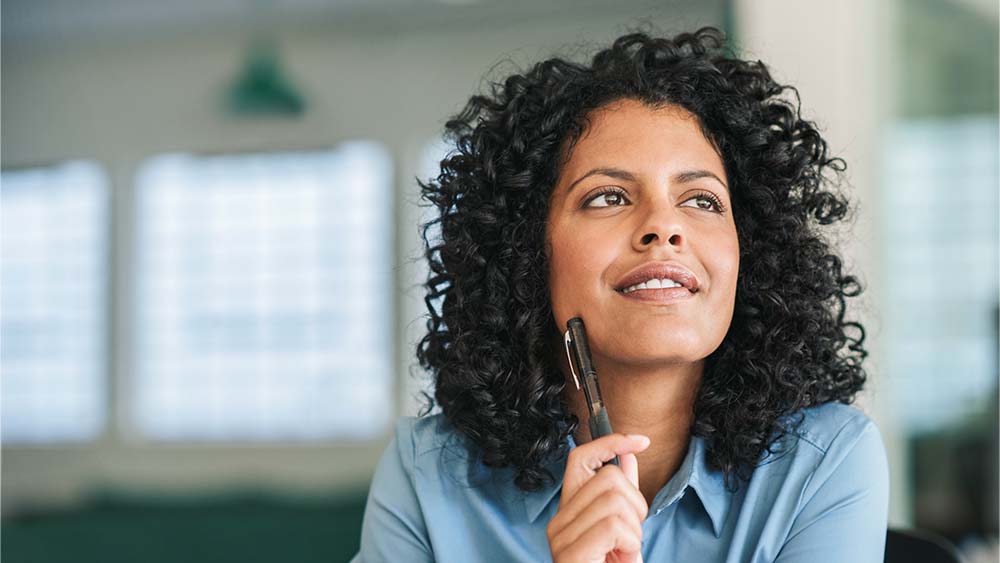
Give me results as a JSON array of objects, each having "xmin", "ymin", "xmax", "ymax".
[
  {"xmin": 398, "ymin": 138, "xmax": 451, "ymax": 417},
  {"xmin": 132, "ymin": 142, "xmax": 394, "ymax": 441},
  {"xmin": 883, "ymin": 116, "xmax": 998, "ymax": 433},
  {"xmin": 1, "ymin": 161, "xmax": 110, "ymax": 444}
]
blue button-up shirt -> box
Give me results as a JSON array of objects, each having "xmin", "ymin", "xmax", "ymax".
[{"xmin": 351, "ymin": 402, "xmax": 889, "ymax": 562}]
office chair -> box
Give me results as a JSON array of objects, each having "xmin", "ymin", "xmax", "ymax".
[{"xmin": 885, "ymin": 528, "xmax": 963, "ymax": 563}]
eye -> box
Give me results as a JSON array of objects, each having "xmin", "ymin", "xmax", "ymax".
[
  {"xmin": 583, "ymin": 187, "xmax": 630, "ymax": 208},
  {"xmin": 680, "ymin": 191, "xmax": 727, "ymax": 213}
]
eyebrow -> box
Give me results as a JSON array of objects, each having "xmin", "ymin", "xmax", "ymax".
[{"xmin": 565, "ymin": 166, "xmax": 729, "ymax": 194}]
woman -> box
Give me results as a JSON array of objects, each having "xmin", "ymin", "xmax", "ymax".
[{"xmin": 353, "ymin": 26, "xmax": 889, "ymax": 562}]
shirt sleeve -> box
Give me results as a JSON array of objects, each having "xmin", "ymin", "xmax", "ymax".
[
  {"xmin": 350, "ymin": 417, "xmax": 434, "ymax": 563},
  {"xmin": 774, "ymin": 417, "xmax": 890, "ymax": 563}
]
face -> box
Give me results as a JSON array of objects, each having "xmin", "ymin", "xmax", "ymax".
[{"xmin": 546, "ymin": 99, "xmax": 739, "ymax": 371}]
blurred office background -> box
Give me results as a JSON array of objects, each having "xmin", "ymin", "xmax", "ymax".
[{"xmin": 1, "ymin": 0, "xmax": 996, "ymax": 561}]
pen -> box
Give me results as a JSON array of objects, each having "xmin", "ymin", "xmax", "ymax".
[{"xmin": 563, "ymin": 317, "xmax": 620, "ymax": 467}]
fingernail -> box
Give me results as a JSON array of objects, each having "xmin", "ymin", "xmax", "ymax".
[{"xmin": 627, "ymin": 433, "xmax": 650, "ymax": 446}]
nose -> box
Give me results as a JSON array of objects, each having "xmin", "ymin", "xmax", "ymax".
[{"xmin": 632, "ymin": 199, "xmax": 685, "ymax": 252}]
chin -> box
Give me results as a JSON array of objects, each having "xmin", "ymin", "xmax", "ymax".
[
  {"xmin": 612, "ymin": 352, "xmax": 706, "ymax": 369},
  {"xmin": 602, "ymin": 332, "xmax": 711, "ymax": 365}
]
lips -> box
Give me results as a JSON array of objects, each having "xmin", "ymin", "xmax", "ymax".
[{"xmin": 613, "ymin": 261, "xmax": 700, "ymax": 293}]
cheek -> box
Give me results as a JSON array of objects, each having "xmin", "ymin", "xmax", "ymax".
[
  {"xmin": 547, "ymin": 225, "xmax": 612, "ymax": 316},
  {"xmin": 716, "ymin": 234, "xmax": 740, "ymax": 305},
  {"xmin": 723, "ymin": 246, "xmax": 740, "ymax": 288},
  {"xmin": 547, "ymin": 230, "xmax": 581, "ymax": 308}
]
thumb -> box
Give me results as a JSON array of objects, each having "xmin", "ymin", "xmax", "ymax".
[
  {"xmin": 561, "ymin": 433, "xmax": 650, "ymax": 505},
  {"xmin": 569, "ymin": 433, "xmax": 650, "ymax": 476},
  {"xmin": 619, "ymin": 451, "xmax": 640, "ymax": 489}
]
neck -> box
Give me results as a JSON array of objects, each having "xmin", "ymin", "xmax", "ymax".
[{"xmin": 562, "ymin": 354, "xmax": 703, "ymax": 509}]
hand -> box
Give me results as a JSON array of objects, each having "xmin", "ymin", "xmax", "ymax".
[{"xmin": 546, "ymin": 432, "xmax": 650, "ymax": 563}]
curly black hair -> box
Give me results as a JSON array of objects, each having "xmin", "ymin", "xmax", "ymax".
[{"xmin": 415, "ymin": 26, "xmax": 868, "ymax": 492}]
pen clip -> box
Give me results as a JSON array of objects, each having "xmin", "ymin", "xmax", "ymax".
[{"xmin": 563, "ymin": 329, "xmax": 581, "ymax": 391}]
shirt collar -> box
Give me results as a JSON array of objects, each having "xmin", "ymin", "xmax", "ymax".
[
  {"xmin": 686, "ymin": 434, "xmax": 731, "ymax": 537},
  {"xmin": 523, "ymin": 432, "xmax": 730, "ymax": 538}
]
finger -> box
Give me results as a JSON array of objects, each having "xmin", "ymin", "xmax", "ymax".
[
  {"xmin": 620, "ymin": 451, "xmax": 639, "ymax": 489},
  {"xmin": 561, "ymin": 433, "xmax": 650, "ymax": 504},
  {"xmin": 548, "ymin": 488, "xmax": 642, "ymax": 555},
  {"xmin": 610, "ymin": 551, "xmax": 644, "ymax": 563},
  {"xmin": 608, "ymin": 548, "xmax": 642, "ymax": 563},
  {"xmin": 559, "ymin": 514, "xmax": 642, "ymax": 563},
  {"xmin": 551, "ymin": 464, "xmax": 648, "ymax": 538}
]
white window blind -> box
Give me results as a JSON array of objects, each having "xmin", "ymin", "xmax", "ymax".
[
  {"xmin": 399, "ymin": 139, "xmax": 450, "ymax": 417},
  {"xmin": 1, "ymin": 161, "xmax": 109, "ymax": 444},
  {"xmin": 883, "ymin": 116, "xmax": 999, "ymax": 434},
  {"xmin": 133, "ymin": 142, "xmax": 394, "ymax": 441}
]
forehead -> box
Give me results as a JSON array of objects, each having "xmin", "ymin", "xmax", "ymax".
[{"xmin": 560, "ymin": 99, "xmax": 724, "ymax": 180}]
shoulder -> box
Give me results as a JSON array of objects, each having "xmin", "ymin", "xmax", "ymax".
[
  {"xmin": 759, "ymin": 401, "xmax": 888, "ymax": 479},
  {"xmin": 751, "ymin": 404, "xmax": 891, "ymax": 559},
  {"xmin": 758, "ymin": 401, "xmax": 889, "ymax": 509},
  {"xmin": 783, "ymin": 401, "xmax": 882, "ymax": 457},
  {"xmin": 385, "ymin": 414, "xmax": 521, "ymax": 518},
  {"xmin": 391, "ymin": 412, "xmax": 463, "ymax": 458},
  {"xmin": 356, "ymin": 414, "xmax": 470, "ymax": 560},
  {"xmin": 389, "ymin": 413, "xmax": 489, "ymax": 486}
]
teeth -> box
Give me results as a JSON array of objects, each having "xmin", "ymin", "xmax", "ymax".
[{"xmin": 622, "ymin": 278, "xmax": 683, "ymax": 293}]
